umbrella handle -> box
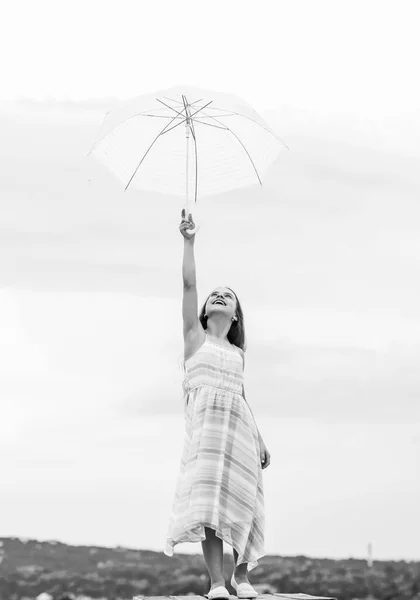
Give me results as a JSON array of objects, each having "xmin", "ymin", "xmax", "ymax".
[{"xmin": 184, "ymin": 223, "xmax": 200, "ymax": 237}]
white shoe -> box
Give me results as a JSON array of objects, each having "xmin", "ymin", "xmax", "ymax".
[
  {"xmin": 231, "ymin": 574, "xmax": 258, "ymax": 598},
  {"xmin": 205, "ymin": 585, "xmax": 230, "ymax": 599}
]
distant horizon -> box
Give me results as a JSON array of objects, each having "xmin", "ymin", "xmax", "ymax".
[{"xmin": 2, "ymin": 534, "xmax": 418, "ymax": 564}]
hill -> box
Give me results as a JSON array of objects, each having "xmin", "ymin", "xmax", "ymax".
[{"xmin": 0, "ymin": 537, "xmax": 419, "ymax": 600}]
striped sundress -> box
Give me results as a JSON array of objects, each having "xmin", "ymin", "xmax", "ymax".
[{"xmin": 164, "ymin": 334, "xmax": 265, "ymax": 572}]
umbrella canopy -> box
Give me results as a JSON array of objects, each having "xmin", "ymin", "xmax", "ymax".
[{"xmin": 89, "ymin": 85, "xmax": 287, "ymax": 201}]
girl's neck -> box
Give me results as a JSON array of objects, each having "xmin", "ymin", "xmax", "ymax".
[{"xmin": 205, "ymin": 319, "xmax": 231, "ymax": 342}]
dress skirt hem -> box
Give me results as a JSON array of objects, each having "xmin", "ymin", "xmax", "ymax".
[{"xmin": 164, "ymin": 520, "xmax": 264, "ymax": 572}]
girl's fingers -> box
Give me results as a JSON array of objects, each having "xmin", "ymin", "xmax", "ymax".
[
  {"xmin": 180, "ymin": 209, "xmax": 193, "ymax": 223},
  {"xmin": 180, "ymin": 209, "xmax": 195, "ymax": 234},
  {"xmin": 260, "ymin": 450, "xmax": 270, "ymax": 468}
]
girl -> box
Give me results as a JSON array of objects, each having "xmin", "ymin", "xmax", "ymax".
[{"xmin": 164, "ymin": 209, "xmax": 271, "ymax": 600}]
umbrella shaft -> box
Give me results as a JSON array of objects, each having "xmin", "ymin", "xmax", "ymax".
[{"xmin": 186, "ymin": 123, "xmax": 189, "ymax": 210}]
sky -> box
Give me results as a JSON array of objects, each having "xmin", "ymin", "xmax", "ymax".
[{"xmin": 1, "ymin": 0, "xmax": 420, "ymax": 564}]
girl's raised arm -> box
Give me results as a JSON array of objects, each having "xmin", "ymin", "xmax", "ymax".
[{"xmin": 180, "ymin": 210, "xmax": 199, "ymax": 341}]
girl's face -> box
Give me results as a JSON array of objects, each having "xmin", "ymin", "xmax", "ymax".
[{"xmin": 206, "ymin": 287, "xmax": 237, "ymax": 319}]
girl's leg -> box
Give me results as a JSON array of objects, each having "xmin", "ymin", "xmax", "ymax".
[
  {"xmin": 201, "ymin": 527, "xmax": 225, "ymax": 589},
  {"xmin": 232, "ymin": 547, "xmax": 250, "ymax": 584}
]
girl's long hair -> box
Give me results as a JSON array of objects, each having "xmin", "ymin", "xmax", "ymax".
[{"xmin": 198, "ymin": 287, "xmax": 247, "ymax": 352}]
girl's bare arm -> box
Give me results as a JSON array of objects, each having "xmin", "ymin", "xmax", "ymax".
[{"xmin": 180, "ymin": 210, "xmax": 199, "ymax": 339}]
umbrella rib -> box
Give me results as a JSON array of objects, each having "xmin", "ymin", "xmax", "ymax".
[
  {"xmin": 156, "ymin": 98, "xmax": 187, "ymax": 119},
  {"xmin": 189, "ymin": 114, "xmax": 199, "ymax": 204},
  {"xmin": 138, "ymin": 106, "xmax": 184, "ymax": 113},
  {"xmin": 193, "ymin": 119, "xmax": 229, "ymax": 130},
  {"xmin": 140, "ymin": 114, "xmax": 186, "ymax": 119},
  {"xmin": 195, "ymin": 112, "xmax": 237, "ymax": 118},
  {"xmin": 160, "ymin": 117, "xmax": 188, "ymax": 135},
  {"xmin": 162, "ymin": 96, "xmax": 185, "ymax": 104},
  {"xmin": 88, "ymin": 109, "xmax": 182, "ymax": 154},
  {"xmin": 124, "ymin": 115, "xmax": 181, "ymax": 191},
  {"xmin": 199, "ymin": 112, "xmax": 263, "ymax": 186},
  {"xmin": 188, "ymin": 100, "xmax": 214, "ymax": 119},
  {"xmin": 200, "ymin": 107, "xmax": 290, "ymax": 149}
]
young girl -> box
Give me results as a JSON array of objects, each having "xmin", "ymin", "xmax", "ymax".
[{"xmin": 164, "ymin": 209, "xmax": 271, "ymax": 600}]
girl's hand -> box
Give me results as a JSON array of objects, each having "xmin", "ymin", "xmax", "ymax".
[
  {"xmin": 179, "ymin": 208, "xmax": 196, "ymax": 240},
  {"xmin": 259, "ymin": 439, "xmax": 271, "ymax": 469}
]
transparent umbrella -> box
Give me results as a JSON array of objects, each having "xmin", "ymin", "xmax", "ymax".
[{"xmin": 89, "ymin": 85, "xmax": 288, "ymax": 234}]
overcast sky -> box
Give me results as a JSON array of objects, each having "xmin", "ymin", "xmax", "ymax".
[{"xmin": 1, "ymin": 0, "xmax": 419, "ymax": 563}]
